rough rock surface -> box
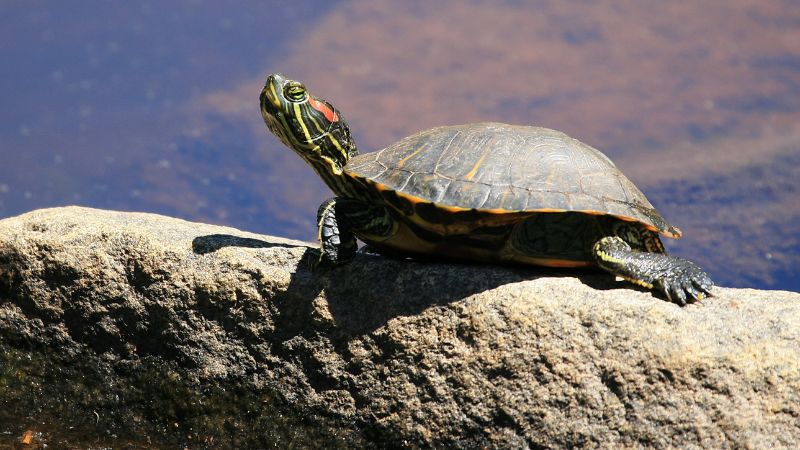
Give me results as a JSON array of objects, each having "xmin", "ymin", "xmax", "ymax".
[{"xmin": 1, "ymin": 206, "xmax": 799, "ymax": 448}]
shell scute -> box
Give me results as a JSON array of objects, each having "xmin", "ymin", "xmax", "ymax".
[{"xmin": 345, "ymin": 122, "xmax": 677, "ymax": 236}]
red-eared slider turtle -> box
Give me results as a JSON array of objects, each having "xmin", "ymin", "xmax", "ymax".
[{"xmin": 259, "ymin": 73, "xmax": 713, "ymax": 304}]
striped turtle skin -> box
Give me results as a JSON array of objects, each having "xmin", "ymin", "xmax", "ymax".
[{"xmin": 259, "ymin": 73, "xmax": 713, "ymax": 305}]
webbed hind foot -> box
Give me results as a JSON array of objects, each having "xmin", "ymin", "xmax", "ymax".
[{"xmin": 593, "ymin": 236, "xmax": 714, "ymax": 305}]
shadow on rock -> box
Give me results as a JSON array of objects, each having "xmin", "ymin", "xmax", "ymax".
[
  {"xmin": 192, "ymin": 234, "xmax": 664, "ymax": 308},
  {"xmin": 192, "ymin": 233, "xmax": 303, "ymax": 254},
  {"xmin": 192, "ymin": 234, "xmax": 601, "ymax": 335},
  {"xmin": 577, "ymin": 271, "xmax": 644, "ymax": 292}
]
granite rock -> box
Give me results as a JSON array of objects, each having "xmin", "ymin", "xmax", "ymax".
[{"xmin": 1, "ymin": 207, "xmax": 799, "ymax": 448}]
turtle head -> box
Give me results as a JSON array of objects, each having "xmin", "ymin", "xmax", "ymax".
[{"xmin": 260, "ymin": 74, "xmax": 357, "ymax": 174}]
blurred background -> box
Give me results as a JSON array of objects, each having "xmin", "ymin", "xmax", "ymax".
[{"xmin": 1, "ymin": 0, "xmax": 798, "ymax": 290}]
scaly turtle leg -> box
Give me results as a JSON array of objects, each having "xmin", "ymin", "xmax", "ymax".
[
  {"xmin": 593, "ymin": 236, "xmax": 714, "ymax": 305},
  {"xmin": 316, "ymin": 197, "xmax": 395, "ymax": 266}
]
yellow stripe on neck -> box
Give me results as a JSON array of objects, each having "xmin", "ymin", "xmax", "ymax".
[{"xmin": 294, "ymin": 103, "xmax": 313, "ymax": 144}]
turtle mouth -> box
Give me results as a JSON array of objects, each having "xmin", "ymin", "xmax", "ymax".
[
  {"xmin": 260, "ymin": 84, "xmax": 283, "ymax": 115},
  {"xmin": 261, "ymin": 73, "xmax": 294, "ymax": 114}
]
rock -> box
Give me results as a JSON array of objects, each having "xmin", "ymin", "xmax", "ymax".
[{"xmin": 1, "ymin": 206, "xmax": 799, "ymax": 448}]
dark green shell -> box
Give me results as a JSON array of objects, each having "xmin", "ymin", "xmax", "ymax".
[{"xmin": 345, "ymin": 122, "xmax": 679, "ymax": 237}]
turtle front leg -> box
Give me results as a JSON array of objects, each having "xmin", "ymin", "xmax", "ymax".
[
  {"xmin": 592, "ymin": 236, "xmax": 714, "ymax": 305},
  {"xmin": 316, "ymin": 197, "xmax": 395, "ymax": 266}
]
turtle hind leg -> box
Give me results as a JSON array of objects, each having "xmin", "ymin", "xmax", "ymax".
[{"xmin": 592, "ymin": 236, "xmax": 714, "ymax": 305}]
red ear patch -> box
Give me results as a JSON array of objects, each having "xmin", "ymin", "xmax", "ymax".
[{"xmin": 308, "ymin": 97, "xmax": 339, "ymax": 122}]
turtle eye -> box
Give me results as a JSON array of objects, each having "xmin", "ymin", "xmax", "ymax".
[{"xmin": 284, "ymin": 81, "xmax": 308, "ymax": 102}]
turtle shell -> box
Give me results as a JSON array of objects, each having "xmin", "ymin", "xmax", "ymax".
[{"xmin": 345, "ymin": 122, "xmax": 680, "ymax": 238}]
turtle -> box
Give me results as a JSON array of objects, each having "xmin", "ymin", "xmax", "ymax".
[{"xmin": 259, "ymin": 73, "xmax": 713, "ymax": 304}]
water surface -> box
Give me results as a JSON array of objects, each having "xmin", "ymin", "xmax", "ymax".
[{"xmin": 1, "ymin": 0, "xmax": 798, "ymax": 290}]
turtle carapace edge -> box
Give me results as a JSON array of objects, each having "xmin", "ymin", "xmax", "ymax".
[{"xmin": 259, "ymin": 73, "xmax": 714, "ymax": 305}]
